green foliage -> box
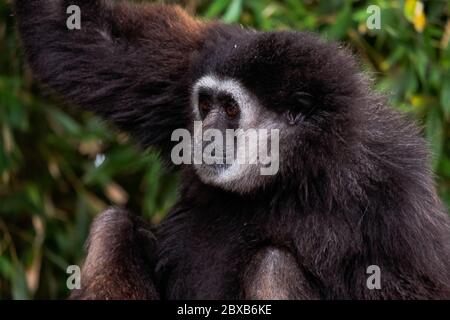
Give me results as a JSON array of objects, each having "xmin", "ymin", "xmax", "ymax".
[{"xmin": 0, "ymin": 0, "xmax": 449, "ymax": 299}]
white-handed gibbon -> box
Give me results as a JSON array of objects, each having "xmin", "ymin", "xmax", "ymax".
[{"xmin": 15, "ymin": 0, "xmax": 450, "ymax": 299}]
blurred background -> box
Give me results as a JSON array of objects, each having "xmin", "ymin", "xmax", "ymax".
[{"xmin": 0, "ymin": 0, "xmax": 449, "ymax": 299}]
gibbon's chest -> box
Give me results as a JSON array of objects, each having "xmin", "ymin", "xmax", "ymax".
[
  {"xmin": 241, "ymin": 246, "xmax": 318, "ymax": 299},
  {"xmin": 159, "ymin": 205, "xmax": 317, "ymax": 299},
  {"xmin": 161, "ymin": 236, "xmax": 316, "ymax": 299}
]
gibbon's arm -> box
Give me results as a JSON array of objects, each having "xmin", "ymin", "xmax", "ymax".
[
  {"xmin": 69, "ymin": 208, "xmax": 159, "ymax": 300},
  {"xmin": 15, "ymin": 0, "xmax": 206, "ymax": 160}
]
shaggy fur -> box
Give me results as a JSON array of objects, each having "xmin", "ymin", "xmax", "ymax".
[
  {"xmin": 70, "ymin": 208, "xmax": 159, "ymax": 299},
  {"xmin": 15, "ymin": 0, "xmax": 450, "ymax": 299}
]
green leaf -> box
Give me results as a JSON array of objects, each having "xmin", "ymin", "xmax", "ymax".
[
  {"xmin": 0, "ymin": 256, "xmax": 14, "ymax": 280},
  {"xmin": 205, "ymin": 0, "xmax": 230, "ymax": 19},
  {"xmin": 426, "ymin": 106, "xmax": 444, "ymax": 169},
  {"xmin": 441, "ymin": 76, "xmax": 450, "ymax": 119},
  {"xmin": 325, "ymin": 3, "xmax": 352, "ymax": 40},
  {"xmin": 410, "ymin": 50, "xmax": 428, "ymax": 83},
  {"xmin": 47, "ymin": 108, "xmax": 81, "ymax": 136},
  {"xmin": 11, "ymin": 265, "xmax": 30, "ymax": 300},
  {"xmin": 222, "ymin": 0, "xmax": 243, "ymax": 23}
]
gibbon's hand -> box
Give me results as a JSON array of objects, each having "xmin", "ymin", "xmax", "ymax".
[{"xmin": 70, "ymin": 208, "xmax": 159, "ymax": 300}]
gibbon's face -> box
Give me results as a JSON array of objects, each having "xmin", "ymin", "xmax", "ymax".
[{"xmin": 190, "ymin": 31, "xmax": 363, "ymax": 194}]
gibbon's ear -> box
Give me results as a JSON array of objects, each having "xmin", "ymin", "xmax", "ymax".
[{"xmin": 15, "ymin": 0, "xmax": 206, "ymax": 159}]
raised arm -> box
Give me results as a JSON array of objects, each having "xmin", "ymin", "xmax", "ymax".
[{"xmin": 15, "ymin": 0, "xmax": 205, "ymax": 160}]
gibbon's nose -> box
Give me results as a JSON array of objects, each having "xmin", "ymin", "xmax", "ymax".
[{"xmin": 201, "ymin": 108, "xmax": 221, "ymax": 128}]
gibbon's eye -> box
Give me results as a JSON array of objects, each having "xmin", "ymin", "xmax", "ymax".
[
  {"xmin": 293, "ymin": 91, "xmax": 313, "ymax": 107},
  {"xmin": 198, "ymin": 93, "xmax": 212, "ymax": 117},
  {"xmin": 225, "ymin": 103, "xmax": 239, "ymax": 119},
  {"xmin": 216, "ymin": 92, "xmax": 240, "ymax": 119}
]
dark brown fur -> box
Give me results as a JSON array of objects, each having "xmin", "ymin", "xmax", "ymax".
[
  {"xmin": 15, "ymin": 0, "xmax": 450, "ymax": 299},
  {"xmin": 70, "ymin": 208, "xmax": 158, "ymax": 299}
]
